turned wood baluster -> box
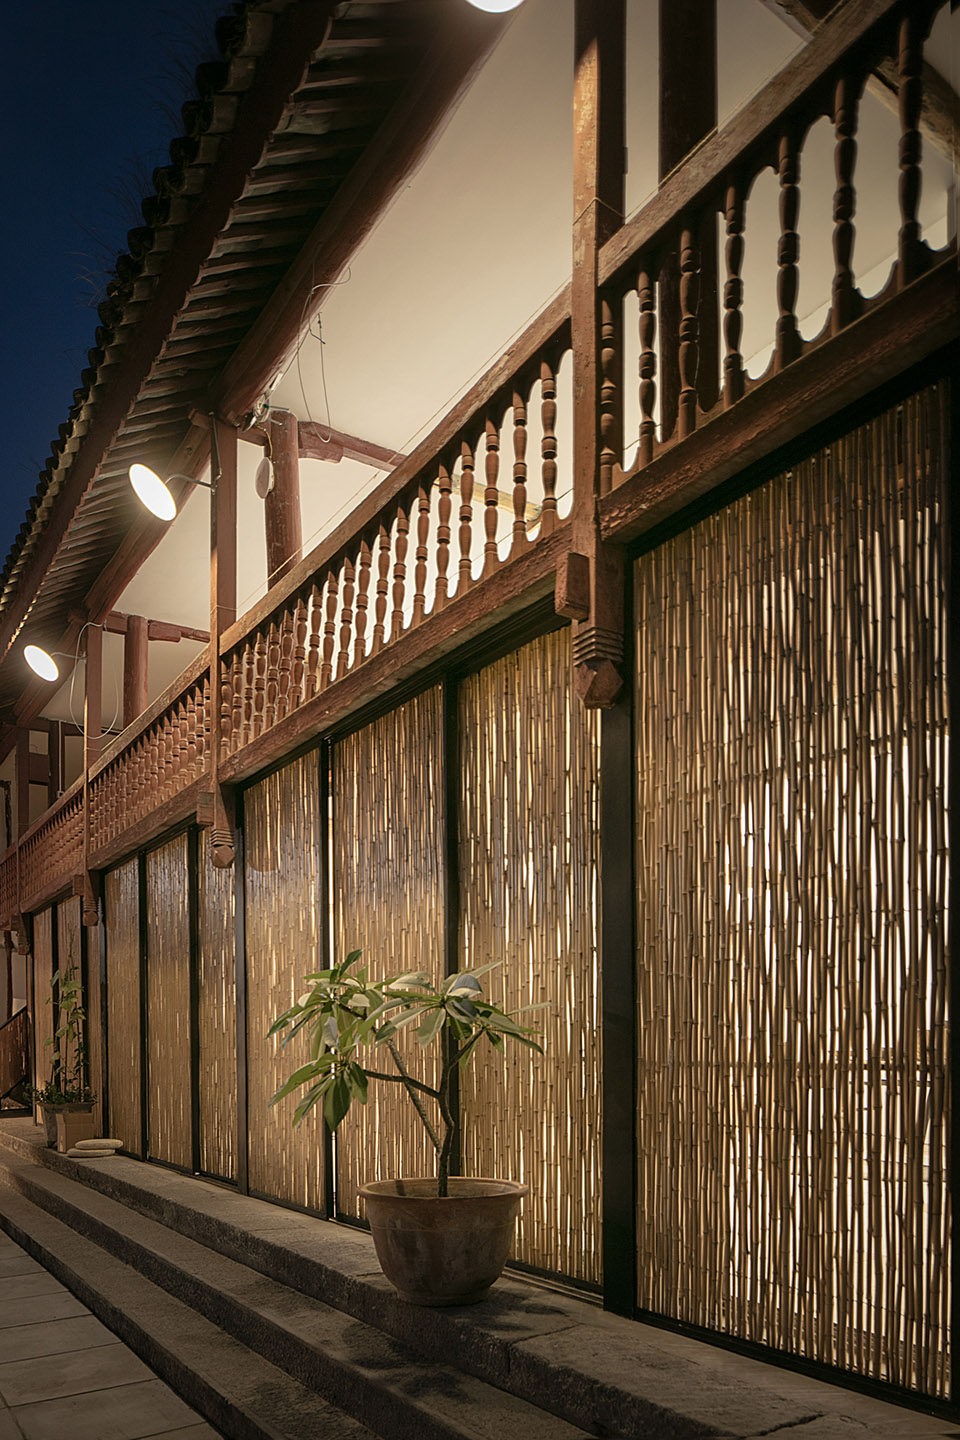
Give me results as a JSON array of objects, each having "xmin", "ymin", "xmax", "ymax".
[
  {"xmin": 197, "ymin": 684, "xmax": 207, "ymax": 771},
  {"xmin": 483, "ymin": 416, "xmax": 500, "ymax": 578},
  {"xmin": 830, "ymin": 72, "xmax": 860, "ymax": 334},
  {"xmin": 412, "ymin": 485, "xmax": 430, "ymax": 625},
  {"xmin": 230, "ymin": 653, "xmax": 243, "ymax": 755},
  {"xmin": 435, "ymin": 465, "xmax": 453, "ymax": 607},
  {"xmin": 391, "ymin": 505, "xmax": 409, "ymax": 642},
  {"xmin": 321, "ymin": 569, "xmax": 339, "ymax": 688},
  {"xmin": 219, "ymin": 656, "xmax": 232, "ymax": 755},
  {"xmin": 264, "ymin": 621, "xmax": 280, "ymax": 729},
  {"xmin": 677, "ymin": 223, "xmax": 700, "ymax": 440},
  {"xmin": 722, "ymin": 185, "xmax": 745, "ymax": 407},
  {"xmin": 355, "ymin": 540, "xmax": 372, "ymax": 665},
  {"xmin": 253, "ymin": 630, "xmax": 267, "ymax": 737},
  {"xmin": 457, "ymin": 441, "xmax": 476, "ymax": 585},
  {"xmin": 372, "ymin": 523, "xmax": 391, "ymax": 654},
  {"xmin": 242, "ymin": 642, "xmax": 255, "ymax": 747},
  {"xmin": 337, "ymin": 555, "xmax": 356, "ymax": 678},
  {"xmin": 172, "ymin": 706, "xmax": 184, "ymax": 793},
  {"xmin": 307, "ymin": 583, "xmax": 323, "ymax": 694},
  {"xmin": 277, "ymin": 609, "xmax": 294, "ymax": 716},
  {"xmin": 291, "ymin": 595, "xmax": 308, "ymax": 710},
  {"xmin": 775, "ymin": 129, "xmax": 801, "ymax": 370},
  {"xmin": 539, "ymin": 365, "xmax": 558, "ymax": 534},
  {"xmin": 150, "ymin": 726, "xmax": 160, "ymax": 805},
  {"xmin": 897, "ymin": 12, "xmax": 925, "ymax": 288},
  {"xmin": 599, "ymin": 295, "xmax": 620, "ymax": 494},
  {"xmin": 637, "ymin": 262, "xmax": 658, "ymax": 464},
  {"xmin": 186, "ymin": 692, "xmax": 198, "ymax": 778},
  {"xmin": 511, "ymin": 389, "xmax": 529, "ymax": 551}
]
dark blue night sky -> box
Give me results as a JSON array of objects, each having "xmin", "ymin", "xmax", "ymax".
[{"xmin": 2, "ymin": 1, "xmax": 231, "ymax": 568}]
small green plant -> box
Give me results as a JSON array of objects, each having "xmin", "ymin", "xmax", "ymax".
[
  {"xmin": 37, "ymin": 963, "xmax": 94, "ymax": 1105},
  {"xmin": 269, "ymin": 950, "xmax": 542, "ymax": 1197}
]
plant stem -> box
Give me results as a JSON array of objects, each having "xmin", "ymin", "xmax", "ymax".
[
  {"xmin": 385, "ymin": 1040, "xmax": 443, "ymax": 1155},
  {"xmin": 436, "ymin": 1049, "xmax": 458, "ymax": 1199}
]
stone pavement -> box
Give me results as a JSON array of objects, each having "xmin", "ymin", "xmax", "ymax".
[{"xmin": 0, "ymin": 1230, "xmax": 220, "ymax": 1440}]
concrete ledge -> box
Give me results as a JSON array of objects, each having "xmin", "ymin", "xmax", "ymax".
[{"xmin": 1, "ymin": 1117, "xmax": 955, "ymax": 1440}]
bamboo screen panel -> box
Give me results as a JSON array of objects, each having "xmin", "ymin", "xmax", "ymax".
[
  {"xmin": 633, "ymin": 382, "xmax": 950, "ymax": 1398},
  {"xmin": 459, "ymin": 628, "xmax": 602, "ymax": 1285},
  {"xmin": 32, "ymin": 909, "xmax": 54, "ymax": 1113},
  {"xmin": 105, "ymin": 861, "xmax": 141, "ymax": 1154},
  {"xmin": 198, "ymin": 831, "xmax": 237, "ymax": 1182},
  {"xmin": 146, "ymin": 834, "xmax": 191, "ymax": 1170},
  {"xmin": 245, "ymin": 751, "xmax": 325, "ymax": 1211},
  {"xmin": 56, "ymin": 898, "xmax": 84, "ymax": 1108},
  {"xmin": 332, "ymin": 689, "xmax": 444, "ymax": 1219}
]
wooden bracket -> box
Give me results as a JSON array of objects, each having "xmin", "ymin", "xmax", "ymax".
[
  {"xmin": 198, "ymin": 786, "xmax": 236, "ymax": 869},
  {"xmin": 73, "ymin": 871, "xmax": 100, "ymax": 927},
  {"xmin": 570, "ymin": 542, "xmax": 626, "ymax": 709},
  {"xmin": 555, "ymin": 552, "xmax": 591, "ymax": 620},
  {"xmin": 9, "ymin": 914, "xmax": 29, "ymax": 956}
]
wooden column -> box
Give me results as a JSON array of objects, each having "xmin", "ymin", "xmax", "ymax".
[
  {"xmin": 14, "ymin": 730, "xmax": 30, "ymax": 840},
  {"xmin": 562, "ymin": 0, "xmax": 627, "ymax": 708},
  {"xmin": 79, "ymin": 624, "xmax": 103, "ymax": 925},
  {"xmin": 658, "ymin": 0, "xmax": 718, "ymax": 431},
  {"xmin": 265, "ymin": 410, "xmax": 302, "ymax": 588},
  {"xmin": 122, "ymin": 615, "xmax": 149, "ymax": 729},
  {"xmin": 205, "ymin": 417, "xmax": 238, "ymax": 868}
]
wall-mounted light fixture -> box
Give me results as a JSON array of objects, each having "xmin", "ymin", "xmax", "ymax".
[
  {"xmin": 464, "ymin": 0, "xmax": 525, "ymax": 11},
  {"xmin": 128, "ymin": 464, "xmax": 215, "ymax": 521},
  {"xmin": 24, "ymin": 645, "xmax": 65, "ymax": 682}
]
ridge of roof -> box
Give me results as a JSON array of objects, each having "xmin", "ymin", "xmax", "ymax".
[{"xmin": 0, "ymin": 0, "xmax": 297, "ymax": 610}]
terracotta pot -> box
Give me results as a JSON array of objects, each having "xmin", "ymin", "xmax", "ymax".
[
  {"xmin": 39, "ymin": 1104, "xmax": 58, "ymax": 1148},
  {"xmin": 54, "ymin": 1103, "xmax": 96, "ymax": 1154},
  {"xmin": 359, "ymin": 1177, "xmax": 527, "ymax": 1306}
]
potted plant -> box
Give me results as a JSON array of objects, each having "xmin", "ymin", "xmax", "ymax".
[
  {"xmin": 31, "ymin": 963, "xmax": 96, "ymax": 1152},
  {"xmin": 269, "ymin": 950, "xmax": 542, "ymax": 1306}
]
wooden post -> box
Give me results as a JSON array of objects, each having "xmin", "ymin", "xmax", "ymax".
[
  {"xmin": 15, "ymin": 729, "xmax": 30, "ymax": 840},
  {"xmin": 265, "ymin": 409, "xmax": 302, "ymax": 588},
  {"xmin": 658, "ymin": 0, "xmax": 718, "ymax": 430},
  {"xmin": 122, "ymin": 615, "xmax": 149, "ymax": 729},
  {"xmin": 565, "ymin": 0, "xmax": 627, "ymax": 708},
  {"xmin": 205, "ymin": 417, "xmax": 238, "ymax": 867},
  {"xmin": 80, "ymin": 624, "xmax": 103, "ymax": 925}
]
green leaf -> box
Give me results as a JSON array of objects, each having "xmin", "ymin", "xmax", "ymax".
[
  {"xmin": 443, "ymin": 973, "xmax": 482, "ymax": 998},
  {"xmin": 416, "ymin": 1006, "xmax": 446, "ymax": 1048},
  {"xmin": 323, "ymin": 1074, "xmax": 353, "ymax": 1131},
  {"xmin": 269, "ymin": 1062, "xmax": 320, "ymax": 1106}
]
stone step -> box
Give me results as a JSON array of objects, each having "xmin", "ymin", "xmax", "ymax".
[
  {"xmin": 0, "ymin": 1154, "xmax": 590, "ymax": 1440},
  {"xmin": 0, "ymin": 1180, "xmax": 379, "ymax": 1440},
  {"xmin": 1, "ymin": 1117, "xmax": 954, "ymax": 1440}
]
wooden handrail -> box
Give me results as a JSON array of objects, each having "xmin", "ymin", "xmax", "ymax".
[
  {"xmin": 0, "ymin": 1006, "xmax": 29, "ymax": 1099},
  {"xmin": 599, "ymin": 0, "xmax": 917, "ymax": 288}
]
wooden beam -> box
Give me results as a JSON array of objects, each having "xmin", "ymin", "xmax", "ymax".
[
  {"xmin": 122, "ymin": 615, "xmax": 149, "ymax": 730},
  {"xmin": 84, "ymin": 624, "xmax": 103, "ymax": 772},
  {"xmin": 210, "ymin": 5, "xmax": 508, "ymax": 426},
  {"xmin": 0, "ymin": 1, "xmax": 337, "ymax": 669},
  {"xmin": 298, "ymin": 422, "xmax": 402, "ymax": 470},
  {"xmin": 265, "ymin": 410, "xmax": 303, "ymax": 585}
]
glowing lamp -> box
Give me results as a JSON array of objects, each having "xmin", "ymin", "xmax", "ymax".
[
  {"xmin": 129, "ymin": 463, "xmax": 178, "ymax": 521},
  {"xmin": 24, "ymin": 645, "xmax": 60, "ymax": 682}
]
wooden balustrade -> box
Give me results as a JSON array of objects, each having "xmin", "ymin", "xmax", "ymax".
[
  {"xmin": 601, "ymin": 0, "xmax": 948, "ymax": 486},
  {"xmin": 218, "ymin": 319, "xmax": 571, "ymax": 760},
  {"xmin": 0, "ymin": 1007, "xmax": 29, "ymax": 1097}
]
